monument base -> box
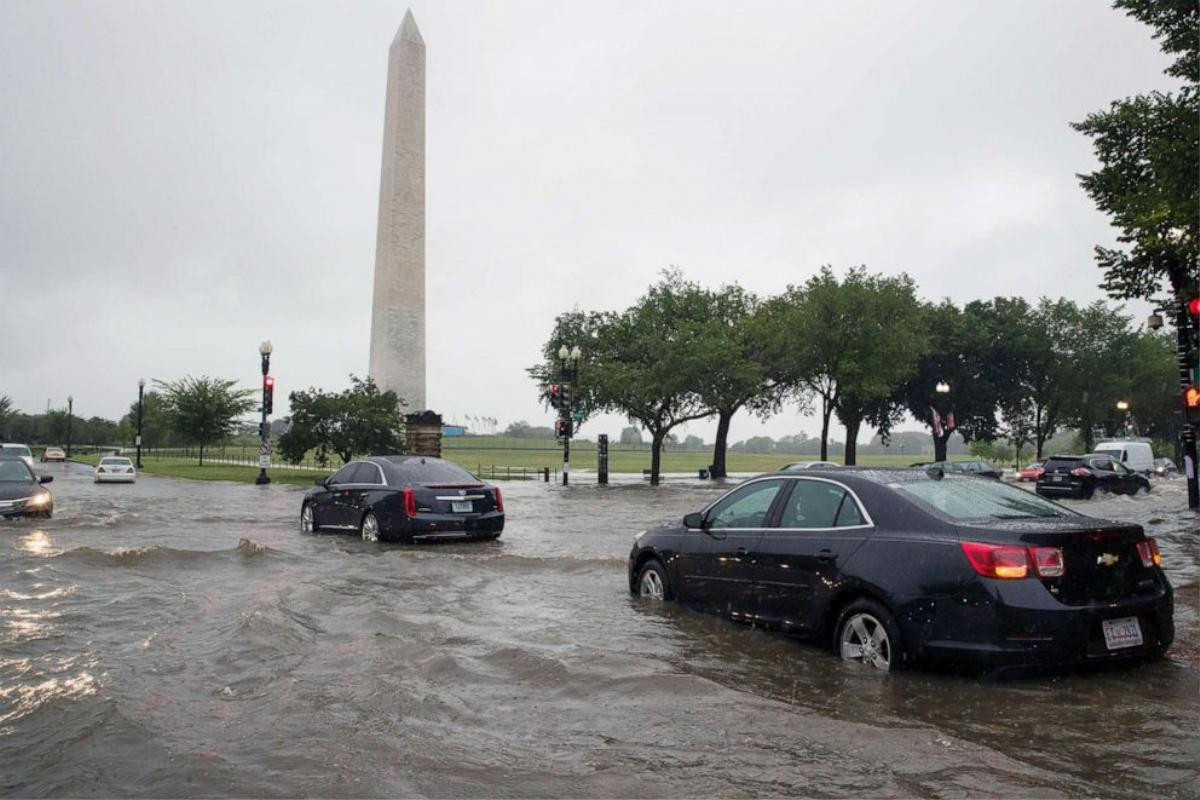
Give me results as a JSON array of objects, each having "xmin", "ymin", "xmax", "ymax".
[{"xmin": 405, "ymin": 410, "xmax": 443, "ymax": 458}]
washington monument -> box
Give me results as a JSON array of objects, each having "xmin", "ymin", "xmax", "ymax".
[{"xmin": 368, "ymin": 9, "xmax": 425, "ymax": 411}]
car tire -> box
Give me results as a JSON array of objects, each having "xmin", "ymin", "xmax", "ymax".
[
  {"xmin": 834, "ymin": 598, "xmax": 904, "ymax": 672},
  {"xmin": 360, "ymin": 511, "xmax": 381, "ymax": 542},
  {"xmin": 1082, "ymin": 483, "xmax": 1095, "ymax": 500},
  {"xmin": 635, "ymin": 558, "xmax": 673, "ymax": 601},
  {"xmin": 300, "ymin": 503, "xmax": 320, "ymax": 533}
]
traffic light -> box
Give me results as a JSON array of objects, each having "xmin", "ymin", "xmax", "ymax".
[
  {"xmin": 1186, "ymin": 385, "xmax": 1200, "ymax": 424},
  {"xmin": 560, "ymin": 382, "xmax": 572, "ymax": 409},
  {"xmin": 555, "ymin": 419, "xmax": 573, "ymax": 439},
  {"xmin": 263, "ymin": 375, "xmax": 275, "ymax": 415},
  {"xmin": 1188, "ymin": 297, "xmax": 1199, "ymax": 316},
  {"xmin": 548, "ymin": 383, "xmax": 561, "ymax": 410}
]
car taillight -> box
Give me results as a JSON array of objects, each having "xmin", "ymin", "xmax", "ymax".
[
  {"xmin": 402, "ymin": 487, "xmax": 416, "ymax": 517},
  {"xmin": 493, "ymin": 487, "xmax": 504, "ymax": 513},
  {"xmin": 1029, "ymin": 546, "xmax": 1064, "ymax": 577},
  {"xmin": 1071, "ymin": 467, "xmax": 1091, "ymax": 477},
  {"xmin": 1136, "ymin": 538, "xmax": 1161, "ymax": 568},
  {"xmin": 960, "ymin": 542, "xmax": 1066, "ymax": 580}
]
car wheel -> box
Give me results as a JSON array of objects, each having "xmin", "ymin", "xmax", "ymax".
[
  {"xmin": 834, "ymin": 599, "xmax": 902, "ymax": 672},
  {"xmin": 300, "ymin": 503, "xmax": 319, "ymax": 533},
  {"xmin": 1082, "ymin": 483, "xmax": 1095, "ymax": 499},
  {"xmin": 360, "ymin": 511, "xmax": 381, "ymax": 542},
  {"xmin": 636, "ymin": 558, "xmax": 672, "ymax": 601}
]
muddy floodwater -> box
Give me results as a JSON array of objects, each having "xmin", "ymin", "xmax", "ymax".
[{"xmin": 2, "ymin": 463, "xmax": 1197, "ymax": 798}]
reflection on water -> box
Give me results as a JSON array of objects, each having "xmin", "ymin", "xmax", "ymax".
[{"xmin": 0, "ymin": 463, "xmax": 1196, "ymax": 798}]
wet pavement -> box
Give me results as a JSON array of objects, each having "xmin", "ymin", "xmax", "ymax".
[{"xmin": 1, "ymin": 462, "xmax": 1197, "ymax": 798}]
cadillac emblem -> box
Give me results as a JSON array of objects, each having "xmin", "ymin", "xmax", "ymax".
[{"xmin": 1097, "ymin": 553, "xmax": 1119, "ymax": 567}]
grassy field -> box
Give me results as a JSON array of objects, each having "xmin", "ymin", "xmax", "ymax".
[{"xmin": 70, "ymin": 445, "xmax": 960, "ymax": 485}]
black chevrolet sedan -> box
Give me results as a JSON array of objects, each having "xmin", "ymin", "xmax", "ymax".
[
  {"xmin": 0, "ymin": 456, "xmax": 54, "ymax": 518},
  {"xmin": 301, "ymin": 456, "xmax": 504, "ymax": 543},
  {"xmin": 628, "ymin": 468, "xmax": 1172, "ymax": 674}
]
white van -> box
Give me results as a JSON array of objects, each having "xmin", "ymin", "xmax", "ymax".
[{"xmin": 1094, "ymin": 441, "xmax": 1155, "ymax": 474}]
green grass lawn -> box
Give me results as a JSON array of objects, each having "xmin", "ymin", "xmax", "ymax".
[{"xmin": 70, "ymin": 453, "xmax": 323, "ymax": 486}]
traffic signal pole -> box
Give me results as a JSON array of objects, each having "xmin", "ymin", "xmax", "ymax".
[
  {"xmin": 1176, "ymin": 299, "xmax": 1198, "ymax": 509},
  {"xmin": 255, "ymin": 347, "xmax": 273, "ymax": 486}
]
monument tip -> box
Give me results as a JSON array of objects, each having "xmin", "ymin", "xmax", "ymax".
[{"xmin": 394, "ymin": 9, "xmax": 424, "ymax": 47}]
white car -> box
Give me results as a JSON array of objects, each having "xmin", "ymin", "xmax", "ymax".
[
  {"xmin": 780, "ymin": 460, "xmax": 840, "ymax": 471},
  {"xmin": 1, "ymin": 443, "xmax": 35, "ymax": 469},
  {"xmin": 95, "ymin": 456, "xmax": 137, "ymax": 483}
]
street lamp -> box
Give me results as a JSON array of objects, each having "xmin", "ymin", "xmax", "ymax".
[
  {"xmin": 1116, "ymin": 400, "xmax": 1130, "ymax": 438},
  {"xmin": 557, "ymin": 344, "xmax": 581, "ymax": 486},
  {"xmin": 66, "ymin": 395, "xmax": 74, "ymax": 458},
  {"xmin": 935, "ymin": 381, "xmax": 950, "ymax": 394},
  {"xmin": 136, "ymin": 378, "xmax": 145, "ymax": 469},
  {"xmin": 256, "ymin": 340, "xmax": 273, "ymax": 486}
]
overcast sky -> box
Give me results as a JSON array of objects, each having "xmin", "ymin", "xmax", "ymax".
[{"xmin": 0, "ymin": 1, "xmax": 1178, "ymax": 444}]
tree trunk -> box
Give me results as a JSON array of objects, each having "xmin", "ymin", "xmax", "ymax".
[
  {"xmin": 1035, "ymin": 405, "xmax": 1046, "ymax": 460},
  {"xmin": 650, "ymin": 431, "xmax": 664, "ymax": 486},
  {"xmin": 843, "ymin": 414, "xmax": 862, "ymax": 466},
  {"xmin": 710, "ymin": 408, "xmax": 734, "ymax": 479},
  {"xmin": 933, "ymin": 432, "xmax": 948, "ymax": 462},
  {"xmin": 819, "ymin": 397, "xmax": 832, "ymax": 462},
  {"xmin": 198, "ymin": 442, "xmax": 205, "ymax": 466}
]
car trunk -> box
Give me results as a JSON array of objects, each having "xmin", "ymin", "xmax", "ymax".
[
  {"xmin": 413, "ymin": 483, "xmax": 499, "ymax": 515},
  {"xmin": 957, "ymin": 518, "xmax": 1159, "ymax": 606}
]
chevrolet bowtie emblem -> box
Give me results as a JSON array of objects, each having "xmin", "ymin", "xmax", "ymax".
[{"xmin": 1097, "ymin": 553, "xmax": 1119, "ymax": 567}]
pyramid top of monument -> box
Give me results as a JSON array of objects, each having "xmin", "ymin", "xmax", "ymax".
[{"xmin": 392, "ymin": 9, "xmax": 424, "ymax": 47}]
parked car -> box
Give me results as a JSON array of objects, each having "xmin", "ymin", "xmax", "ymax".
[
  {"xmin": 780, "ymin": 461, "xmax": 840, "ymax": 471},
  {"xmin": 628, "ymin": 469, "xmax": 1172, "ymax": 674},
  {"xmin": 1036, "ymin": 454, "xmax": 1151, "ymax": 499},
  {"xmin": 0, "ymin": 455, "xmax": 54, "ymax": 518},
  {"xmin": 1093, "ymin": 440, "xmax": 1155, "ymax": 474},
  {"xmin": 1, "ymin": 443, "xmax": 35, "ymax": 469},
  {"xmin": 301, "ymin": 456, "xmax": 504, "ymax": 543},
  {"xmin": 41, "ymin": 447, "xmax": 66, "ymax": 462},
  {"xmin": 916, "ymin": 460, "xmax": 1003, "ymax": 480},
  {"xmin": 1153, "ymin": 458, "xmax": 1177, "ymax": 477},
  {"xmin": 94, "ymin": 456, "xmax": 137, "ymax": 483},
  {"xmin": 1016, "ymin": 462, "xmax": 1044, "ymax": 482}
]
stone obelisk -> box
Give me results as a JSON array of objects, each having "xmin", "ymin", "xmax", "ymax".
[{"xmin": 368, "ymin": 9, "xmax": 425, "ymax": 410}]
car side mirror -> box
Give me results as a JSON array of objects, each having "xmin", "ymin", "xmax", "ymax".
[
  {"xmin": 39, "ymin": 475, "xmax": 53, "ymax": 484},
  {"xmin": 683, "ymin": 512, "xmax": 705, "ymax": 529}
]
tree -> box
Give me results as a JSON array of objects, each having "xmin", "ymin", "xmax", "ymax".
[
  {"xmin": 619, "ymin": 427, "xmax": 643, "ymax": 445},
  {"xmin": 0, "ymin": 395, "xmax": 12, "ymax": 439},
  {"xmin": 278, "ymin": 375, "xmax": 405, "ymax": 465},
  {"xmin": 683, "ymin": 434, "xmax": 705, "ymax": 450},
  {"xmin": 123, "ymin": 391, "xmax": 174, "ymax": 448},
  {"xmin": 1073, "ymin": 0, "xmax": 1198, "ymax": 303},
  {"xmin": 156, "ymin": 376, "xmax": 256, "ymax": 465}
]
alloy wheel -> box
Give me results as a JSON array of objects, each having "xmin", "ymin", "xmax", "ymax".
[
  {"xmin": 639, "ymin": 568, "xmax": 665, "ymax": 600},
  {"xmin": 840, "ymin": 612, "xmax": 892, "ymax": 671},
  {"xmin": 361, "ymin": 513, "xmax": 380, "ymax": 542},
  {"xmin": 300, "ymin": 504, "xmax": 314, "ymax": 533}
]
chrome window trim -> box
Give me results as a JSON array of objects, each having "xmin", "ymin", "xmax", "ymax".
[{"xmin": 686, "ymin": 475, "xmax": 875, "ymax": 532}]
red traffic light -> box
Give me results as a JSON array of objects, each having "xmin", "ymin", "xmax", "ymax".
[
  {"xmin": 264, "ymin": 375, "xmax": 275, "ymax": 388},
  {"xmin": 1188, "ymin": 297, "xmax": 1200, "ymax": 316},
  {"xmin": 1186, "ymin": 385, "xmax": 1200, "ymax": 409}
]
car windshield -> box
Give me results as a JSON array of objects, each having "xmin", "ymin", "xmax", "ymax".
[
  {"xmin": 897, "ymin": 477, "xmax": 1077, "ymax": 520},
  {"xmin": 390, "ymin": 459, "xmax": 480, "ymax": 485},
  {"xmin": 0, "ymin": 460, "xmax": 33, "ymax": 482},
  {"xmin": 2, "ymin": 446, "xmax": 31, "ymax": 457},
  {"xmin": 100, "ymin": 458, "xmax": 130, "ymax": 466}
]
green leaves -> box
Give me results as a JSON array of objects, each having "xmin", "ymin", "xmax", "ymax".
[
  {"xmin": 278, "ymin": 375, "xmax": 405, "ymax": 465},
  {"xmin": 154, "ymin": 376, "xmax": 256, "ymax": 465}
]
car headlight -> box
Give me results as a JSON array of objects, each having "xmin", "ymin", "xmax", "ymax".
[{"xmin": 27, "ymin": 492, "xmax": 51, "ymax": 507}]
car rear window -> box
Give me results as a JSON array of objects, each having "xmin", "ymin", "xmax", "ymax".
[
  {"xmin": 1042, "ymin": 457, "xmax": 1080, "ymax": 471},
  {"xmin": 391, "ymin": 459, "xmax": 480, "ymax": 485},
  {"xmin": 896, "ymin": 477, "xmax": 1076, "ymax": 520},
  {"xmin": 100, "ymin": 458, "xmax": 130, "ymax": 465},
  {"xmin": 2, "ymin": 446, "xmax": 31, "ymax": 457},
  {"xmin": 1094, "ymin": 448, "xmax": 1123, "ymax": 461}
]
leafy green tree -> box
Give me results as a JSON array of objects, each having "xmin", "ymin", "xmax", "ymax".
[
  {"xmin": 0, "ymin": 395, "xmax": 12, "ymax": 439},
  {"xmin": 1073, "ymin": 0, "xmax": 1198, "ymax": 303},
  {"xmin": 122, "ymin": 391, "xmax": 174, "ymax": 448},
  {"xmin": 156, "ymin": 376, "xmax": 256, "ymax": 465},
  {"xmin": 278, "ymin": 375, "xmax": 405, "ymax": 465}
]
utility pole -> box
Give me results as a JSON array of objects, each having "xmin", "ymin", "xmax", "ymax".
[
  {"xmin": 256, "ymin": 341, "xmax": 274, "ymax": 486},
  {"xmin": 1176, "ymin": 298, "xmax": 1198, "ymax": 508},
  {"xmin": 136, "ymin": 378, "xmax": 145, "ymax": 469},
  {"xmin": 66, "ymin": 395, "xmax": 73, "ymax": 458}
]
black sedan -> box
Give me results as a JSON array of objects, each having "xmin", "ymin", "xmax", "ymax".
[
  {"xmin": 1036, "ymin": 454, "xmax": 1151, "ymax": 499},
  {"xmin": 0, "ymin": 456, "xmax": 54, "ymax": 518},
  {"xmin": 300, "ymin": 456, "xmax": 504, "ymax": 543},
  {"xmin": 628, "ymin": 468, "xmax": 1172, "ymax": 674}
]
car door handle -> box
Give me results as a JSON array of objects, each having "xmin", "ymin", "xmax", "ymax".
[{"xmin": 816, "ymin": 549, "xmax": 835, "ymax": 562}]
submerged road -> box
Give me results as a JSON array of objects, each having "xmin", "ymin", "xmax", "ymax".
[{"xmin": 2, "ymin": 462, "xmax": 1197, "ymax": 797}]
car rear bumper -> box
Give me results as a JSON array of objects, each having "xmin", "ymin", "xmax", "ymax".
[
  {"xmin": 95, "ymin": 474, "xmax": 136, "ymax": 482},
  {"xmin": 904, "ymin": 581, "xmax": 1173, "ymax": 674},
  {"xmin": 384, "ymin": 511, "xmax": 504, "ymax": 542}
]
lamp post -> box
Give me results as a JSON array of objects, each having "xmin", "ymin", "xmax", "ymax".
[
  {"xmin": 66, "ymin": 395, "xmax": 73, "ymax": 458},
  {"xmin": 256, "ymin": 340, "xmax": 273, "ymax": 486},
  {"xmin": 136, "ymin": 379, "xmax": 145, "ymax": 468},
  {"xmin": 558, "ymin": 344, "xmax": 581, "ymax": 486},
  {"xmin": 1116, "ymin": 400, "xmax": 1130, "ymax": 438},
  {"xmin": 932, "ymin": 382, "xmax": 951, "ymax": 461}
]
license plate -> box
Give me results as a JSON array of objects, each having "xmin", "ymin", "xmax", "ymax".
[
  {"xmin": 1052, "ymin": 475, "xmax": 1063, "ymax": 482},
  {"xmin": 451, "ymin": 500, "xmax": 473, "ymax": 513},
  {"xmin": 1102, "ymin": 617, "xmax": 1143, "ymax": 650}
]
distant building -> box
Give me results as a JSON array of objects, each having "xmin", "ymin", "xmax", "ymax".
[{"xmin": 442, "ymin": 425, "xmax": 467, "ymax": 437}]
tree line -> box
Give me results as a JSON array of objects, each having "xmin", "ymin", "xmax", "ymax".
[{"xmin": 532, "ymin": 267, "xmax": 1180, "ymax": 485}]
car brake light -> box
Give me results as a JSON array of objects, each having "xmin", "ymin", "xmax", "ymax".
[
  {"xmin": 493, "ymin": 487, "xmax": 504, "ymax": 513},
  {"xmin": 402, "ymin": 487, "xmax": 416, "ymax": 517},
  {"xmin": 960, "ymin": 542, "xmax": 1029, "ymax": 579},
  {"xmin": 1070, "ymin": 467, "xmax": 1090, "ymax": 477},
  {"xmin": 1029, "ymin": 546, "xmax": 1064, "ymax": 577},
  {"xmin": 1136, "ymin": 538, "xmax": 1161, "ymax": 568}
]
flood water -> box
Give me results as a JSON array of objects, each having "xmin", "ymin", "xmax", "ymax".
[{"xmin": 2, "ymin": 462, "xmax": 1197, "ymax": 798}]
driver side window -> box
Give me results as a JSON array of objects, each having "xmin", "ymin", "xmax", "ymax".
[
  {"xmin": 330, "ymin": 464, "xmax": 357, "ymax": 485},
  {"xmin": 707, "ymin": 480, "xmax": 785, "ymax": 530}
]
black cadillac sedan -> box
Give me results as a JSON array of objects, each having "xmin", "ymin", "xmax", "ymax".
[
  {"xmin": 300, "ymin": 456, "xmax": 504, "ymax": 543},
  {"xmin": 628, "ymin": 468, "xmax": 1172, "ymax": 674},
  {"xmin": 0, "ymin": 455, "xmax": 54, "ymax": 518}
]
